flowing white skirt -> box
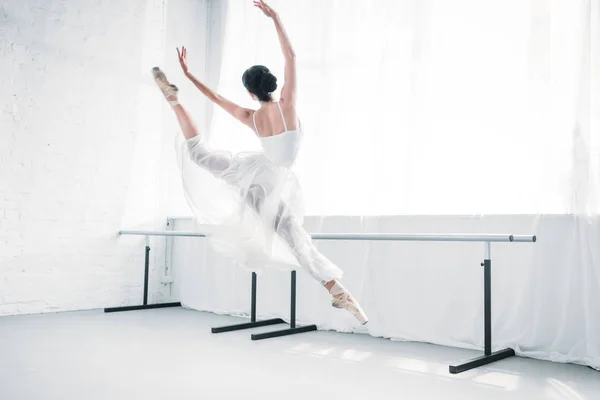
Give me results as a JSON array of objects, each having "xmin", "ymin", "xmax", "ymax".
[{"xmin": 175, "ymin": 135, "xmax": 342, "ymax": 283}]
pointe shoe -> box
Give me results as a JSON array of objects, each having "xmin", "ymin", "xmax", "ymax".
[
  {"xmin": 332, "ymin": 291, "xmax": 369, "ymax": 325},
  {"xmin": 152, "ymin": 67, "xmax": 179, "ymax": 99}
]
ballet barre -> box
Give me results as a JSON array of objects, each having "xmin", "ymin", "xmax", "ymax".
[
  {"xmin": 111, "ymin": 228, "xmax": 536, "ymax": 374},
  {"xmin": 116, "ymin": 230, "xmax": 536, "ymax": 242}
]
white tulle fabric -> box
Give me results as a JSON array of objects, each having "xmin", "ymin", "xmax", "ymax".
[{"xmin": 175, "ymin": 121, "xmax": 342, "ymax": 283}]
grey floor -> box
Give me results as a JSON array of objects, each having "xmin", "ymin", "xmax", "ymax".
[{"xmin": 0, "ymin": 308, "xmax": 598, "ymax": 400}]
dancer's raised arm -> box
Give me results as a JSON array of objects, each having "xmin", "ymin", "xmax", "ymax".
[
  {"xmin": 177, "ymin": 47, "xmax": 254, "ymax": 129},
  {"xmin": 254, "ymin": 0, "xmax": 296, "ymax": 106}
]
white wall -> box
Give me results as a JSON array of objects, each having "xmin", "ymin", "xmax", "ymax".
[{"xmin": 0, "ymin": 0, "xmax": 210, "ymax": 315}]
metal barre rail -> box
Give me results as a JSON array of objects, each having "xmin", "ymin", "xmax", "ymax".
[
  {"xmin": 115, "ymin": 227, "xmax": 537, "ymax": 374},
  {"xmin": 119, "ymin": 230, "xmax": 536, "ymax": 243}
]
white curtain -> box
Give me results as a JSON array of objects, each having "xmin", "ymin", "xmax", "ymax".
[
  {"xmin": 170, "ymin": 0, "xmax": 600, "ymax": 370},
  {"xmin": 169, "ymin": 0, "xmax": 600, "ymax": 217}
]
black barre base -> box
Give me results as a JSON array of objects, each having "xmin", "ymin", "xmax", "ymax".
[
  {"xmin": 449, "ymin": 348, "xmax": 515, "ymax": 374},
  {"xmin": 251, "ymin": 324, "xmax": 317, "ymax": 341},
  {"xmin": 446, "ymin": 258, "xmax": 516, "ymax": 373},
  {"xmin": 211, "ymin": 318, "xmax": 285, "ymax": 333},
  {"xmin": 211, "ymin": 271, "xmax": 316, "ymax": 340},
  {"xmin": 106, "ymin": 240, "xmax": 180, "ymax": 314},
  {"xmin": 104, "ymin": 302, "xmax": 181, "ymax": 313}
]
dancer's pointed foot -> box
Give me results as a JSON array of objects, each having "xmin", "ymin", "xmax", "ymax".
[
  {"xmin": 328, "ymin": 282, "xmax": 369, "ymax": 325},
  {"xmin": 152, "ymin": 67, "xmax": 179, "ymax": 102}
]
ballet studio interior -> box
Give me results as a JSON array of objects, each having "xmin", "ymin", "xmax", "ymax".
[{"xmin": 1, "ymin": 0, "xmax": 598, "ymax": 399}]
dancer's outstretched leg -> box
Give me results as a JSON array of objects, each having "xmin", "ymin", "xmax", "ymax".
[
  {"xmin": 275, "ymin": 208, "xmax": 369, "ymax": 325},
  {"xmin": 153, "ymin": 67, "xmax": 198, "ymax": 140},
  {"xmin": 153, "ymin": 67, "xmax": 232, "ymax": 174}
]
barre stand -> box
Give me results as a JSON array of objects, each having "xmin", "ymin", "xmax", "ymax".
[
  {"xmin": 448, "ymin": 242, "xmax": 514, "ymax": 374},
  {"xmin": 105, "ymin": 235, "xmax": 181, "ymax": 313},
  {"xmin": 211, "ymin": 271, "xmax": 317, "ymax": 340}
]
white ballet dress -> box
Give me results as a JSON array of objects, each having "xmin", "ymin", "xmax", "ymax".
[{"xmin": 176, "ymin": 102, "xmax": 342, "ymax": 283}]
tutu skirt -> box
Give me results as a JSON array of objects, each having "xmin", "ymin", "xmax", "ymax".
[{"xmin": 175, "ymin": 134, "xmax": 343, "ymax": 282}]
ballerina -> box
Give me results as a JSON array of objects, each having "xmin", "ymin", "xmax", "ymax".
[{"xmin": 152, "ymin": 0, "xmax": 368, "ymax": 325}]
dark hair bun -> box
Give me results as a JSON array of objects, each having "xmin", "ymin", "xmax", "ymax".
[
  {"xmin": 242, "ymin": 65, "xmax": 278, "ymax": 102},
  {"xmin": 260, "ymin": 73, "xmax": 277, "ymax": 93}
]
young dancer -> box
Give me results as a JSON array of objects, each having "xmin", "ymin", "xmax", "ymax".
[{"xmin": 153, "ymin": 0, "xmax": 367, "ymax": 324}]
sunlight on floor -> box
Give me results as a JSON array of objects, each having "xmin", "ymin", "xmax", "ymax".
[
  {"xmin": 285, "ymin": 342, "xmax": 373, "ymax": 362},
  {"xmin": 472, "ymin": 371, "xmax": 521, "ymax": 391},
  {"xmin": 385, "ymin": 357, "xmax": 460, "ymax": 378},
  {"xmin": 546, "ymin": 378, "xmax": 587, "ymax": 400}
]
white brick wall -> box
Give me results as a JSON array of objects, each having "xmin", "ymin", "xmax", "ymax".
[{"xmin": 0, "ymin": 0, "xmax": 209, "ymax": 316}]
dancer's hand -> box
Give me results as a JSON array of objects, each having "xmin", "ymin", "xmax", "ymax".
[
  {"xmin": 177, "ymin": 46, "xmax": 189, "ymax": 75},
  {"xmin": 254, "ymin": 0, "xmax": 277, "ymax": 19}
]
